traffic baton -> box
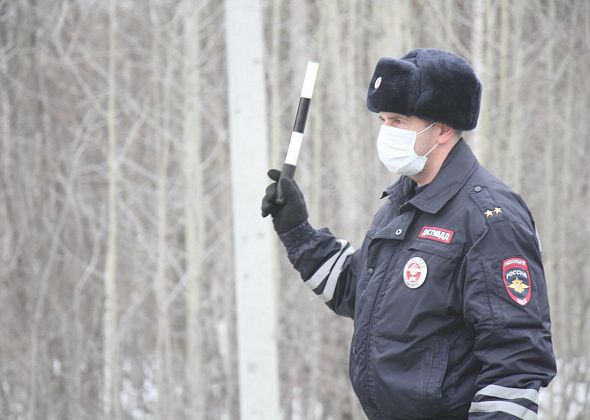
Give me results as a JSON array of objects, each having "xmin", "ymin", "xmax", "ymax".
[{"xmin": 275, "ymin": 61, "xmax": 319, "ymax": 205}]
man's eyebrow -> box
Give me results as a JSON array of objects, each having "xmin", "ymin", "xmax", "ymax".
[{"xmin": 379, "ymin": 114, "xmax": 407, "ymax": 122}]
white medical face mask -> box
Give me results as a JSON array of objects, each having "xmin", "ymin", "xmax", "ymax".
[{"xmin": 376, "ymin": 122, "xmax": 437, "ymax": 176}]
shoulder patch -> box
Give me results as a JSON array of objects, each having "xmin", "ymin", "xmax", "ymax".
[
  {"xmin": 502, "ymin": 257, "xmax": 532, "ymax": 306},
  {"xmin": 418, "ymin": 226, "xmax": 454, "ymax": 244}
]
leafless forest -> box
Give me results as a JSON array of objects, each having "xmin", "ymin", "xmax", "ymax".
[{"xmin": 0, "ymin": 0, "xmax": 588, "ymax": 419}]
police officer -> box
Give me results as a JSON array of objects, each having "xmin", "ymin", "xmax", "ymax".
[{"xmin": 261, "ymin": 48, "xmax": 556, "ymax": 419}]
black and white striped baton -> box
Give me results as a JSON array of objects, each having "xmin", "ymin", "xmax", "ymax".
[{"xmin": 276, "ymin": 61, "xmax": 319, "ymax": 205}]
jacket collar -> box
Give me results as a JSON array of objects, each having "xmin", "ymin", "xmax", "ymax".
[{"xmin": 381, "ymin": 139, "xmax": 479, "ymax": 215}]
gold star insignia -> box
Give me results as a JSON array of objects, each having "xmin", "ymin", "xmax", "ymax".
[
  {"xmin": 494, "ymin": 207, "xmax": 502, "ymax": 215},
  {"xmin": 508, "ymin": 278, "xmax": 529, "ymax": 294},
  {"xmin": 484, "ymin": 210, "xmax": 494, "ymax": 218}
]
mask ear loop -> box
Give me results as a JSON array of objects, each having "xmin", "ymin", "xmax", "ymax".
[
  {"xmin": 424, "ymin": 141, "xmax": 439, "ymax": 157},
  {"xmin": 418, "ymin": 122, "xmax": 438, "ymax": 157},
  {"xmin": 417, "ymin": 121, "xmax": 437, "ymax": 135}
]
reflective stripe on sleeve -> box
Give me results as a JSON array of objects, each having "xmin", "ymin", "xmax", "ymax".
[
  {"xmin": 319, "ymin": 244, "xmax": 355, "ymax": 303},
  {"xmin": 475, "ymin": 384, "xmax": 539, "ymax": 404},
  {"xmin": 469, "ymin": 401, "xmax": 537, "ymax": 420},
  {"xmin": 302, "ymin": 239, "xmax": 354, "ymax": 303},
  {"xmin": 304, "ymin": 239, "xmax": 348, "ymax": 290}
]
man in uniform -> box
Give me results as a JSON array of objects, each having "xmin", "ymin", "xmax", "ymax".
[{"xmin": 261, "ymin": 48, "xmax": 556, "ymax": 419}]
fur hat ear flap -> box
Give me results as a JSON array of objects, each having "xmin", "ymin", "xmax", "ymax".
[
  {"xmin": 367, "ymin": 58, "xmax": 420, "ymax": 116},
  {"xmin": 366, "ymin": 49, "xmax": 482, "ymax": 131}
]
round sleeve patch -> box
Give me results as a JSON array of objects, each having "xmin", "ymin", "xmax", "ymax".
[{"xmin": 502, "ymin": 257, "xmax": 532, "ymax": 306}]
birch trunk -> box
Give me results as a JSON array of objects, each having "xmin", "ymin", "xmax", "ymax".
[
  {"xmin": 542, "ymin": 0, "xmax": 557, "ymax": 346},
  {"xmin": 103, "ymin": 0, "xmax": 120, "ymax": 417},
  {"xmin": 150, "ymin": 4, "xmax": 172, "ymax": 418},
  {"xmin": 269, "ymin": 0, "xmax": 283, "ymax": 168},
  {"xmin": 346, "ymin": 0, "xmax": 360, "ymax": 238},
  {"xmin": 470, "ymin": 0, "xmax": 485, "ymax": 157},
  {"xmin": 183, "ymin": 0, "xmax": 204, "ymax": 418},
  {"xmin": 311, "ymin": 2, "xmax": 326, "ymax": 224},
  {"xmin": 308, "ymin": 3, "xmax": 326, "ymax": 418},
  {"xmin": 481, "ymin": 0, "xmax": 496, "ymax": 167},
  {"xmin": 496, "ymin": 0, "xmax": 510, "ymax": 176},
  {"xmin": 556, "ymin": 2, "xmax": 580, "ymax": 415},
  {"xmin": 507, "ymin": 0, "xmax": 522, "ymax": 192},
  {"xmin": 326, "ymin": 0, "xmax": 351, "ymax": 234},
  {"xmin": 542, "ymin": 4, "xmax": 559, "ymax": 410}
]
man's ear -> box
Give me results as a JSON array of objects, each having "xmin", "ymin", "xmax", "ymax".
[{"xmin": 436, "ymin": 123, "xmax": 456, "ymax": 144}]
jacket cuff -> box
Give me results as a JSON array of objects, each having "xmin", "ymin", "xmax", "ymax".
[{"xmin": 278, "ymin": 220, "xmax": 316, "ymax": 253}]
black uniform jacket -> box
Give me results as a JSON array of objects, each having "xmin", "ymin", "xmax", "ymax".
[{"xmin": 279, "ymin": 139, "xmax": 556, "ymax": 420}]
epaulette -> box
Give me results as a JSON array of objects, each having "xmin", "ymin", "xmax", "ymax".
[{"xmin": 469, "ymin": 184, "xmax": 507, "ymax": 225}]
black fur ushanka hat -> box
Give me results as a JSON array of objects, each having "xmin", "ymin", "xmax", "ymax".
[{"xmin": 367, "ymin": 48, "xmax": 482, "ymax": 131}]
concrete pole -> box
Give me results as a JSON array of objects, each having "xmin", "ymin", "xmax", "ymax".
[{"xmin": 225, "ymin": 0, "xmax": 281, "ymax": 418}]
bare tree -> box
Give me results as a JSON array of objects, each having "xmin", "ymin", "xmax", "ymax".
[
  {"xmin": 182, "ymin": 0, "xmax": 205, "ymax": 417},
  {"xmin": 103, "ymin": 0, "xmax": 120, "ymax": 418}
]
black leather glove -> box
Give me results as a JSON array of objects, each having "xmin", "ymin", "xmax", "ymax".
[{"xmin": 261, "ymin": 169, "xmax": 308, "ymax": 234}]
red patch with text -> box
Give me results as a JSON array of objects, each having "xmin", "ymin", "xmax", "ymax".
[
  {"xmin": 418, "ymin": 226, "xmax": 454, "ymax": 244},
  {"xmin": 502, "ymin": 257, "xmax": 532, "ymax": 306}
]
